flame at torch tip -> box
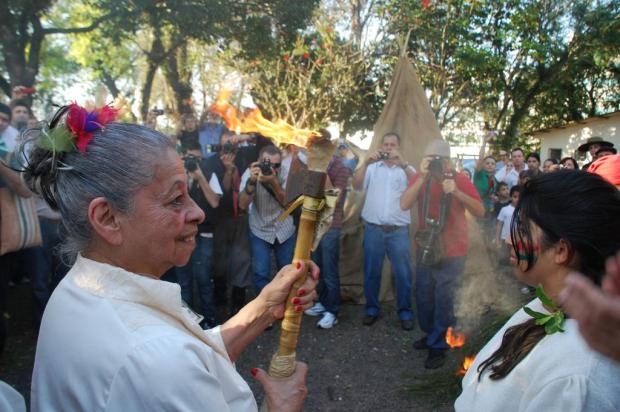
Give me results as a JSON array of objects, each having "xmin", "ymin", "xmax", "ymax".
[
  {"xmin": 457, "ymin": 355, "xmax": 476, "ymax": 377},
  {"xmin": 446, "ymin": 326, "xmax": 466, "ymax": 349},
  {"xmin": 210, "ymin": 89, "xmax": 320, "ymax": 148}
]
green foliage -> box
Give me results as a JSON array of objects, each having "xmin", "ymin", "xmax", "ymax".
[
  {"xmin": 384, "ymin": 0, "xmax": 620, "ymax": 149},
  {"xmin": 228, "ymin": 22, "xmax": 371, "ymax": 131},
  {"xmin": 523, "ymin": 285, "xmax": 566, "ymax": 335}
]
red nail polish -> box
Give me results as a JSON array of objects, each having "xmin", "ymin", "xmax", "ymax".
[
  {"xmin": 296, "ymin": 261, "xmax": 302, "ymax": 270},
  {"xmin": 298, "ymin": 289, "xmax": 306, "ymax": 296},
  {"xmin": 292, "ymin": 297, "xmax": 301, "ymax": 305},
  {"xmin": 251, "ymin": 368, "xmax": 258, "ymax": 377},
  {"xmin": 295, "ymin": 305, "xmax": 302, "ymax": 312}
]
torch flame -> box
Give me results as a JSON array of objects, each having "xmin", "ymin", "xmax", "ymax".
[
  {"xmin": 457, "ymin": 355, "xmax": 476, "ymax": 376},
  {"xmin": 445, "ymin": 326, "xmax": 465, "ymax": 349},
  {"xmin": 210, "ymin": 90, "xmax": 319, "ymax": 148}
]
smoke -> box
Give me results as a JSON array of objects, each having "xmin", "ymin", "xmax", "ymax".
[{"xmin": 453, "ymin": 215, "xmax": 523, "ymax": 334}]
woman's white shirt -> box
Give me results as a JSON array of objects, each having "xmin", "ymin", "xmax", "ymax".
[
  {"xmin": 455, "ymin": 298, "xmax": 620, "ymax": 412},
  {"xmin": 31, "ymin": 255, "xmax": 257, "ymax": 412}
]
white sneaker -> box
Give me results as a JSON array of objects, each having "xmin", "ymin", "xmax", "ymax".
[
  {"xmin": 305, "ymin": 302, "xmax": 326, "ymax": 317},
  {"xmin": 317, "ymin": 312, "xmax": 338, "ymax": 329}
]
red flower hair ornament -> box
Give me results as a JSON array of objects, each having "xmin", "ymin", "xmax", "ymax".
[
  {"xmin": 66, "ymin": 103, "xmax": 119, "ymax": 154},
  {"xmin": 37, "ymin": 103, "xmax": 119, "ymax": 155}
]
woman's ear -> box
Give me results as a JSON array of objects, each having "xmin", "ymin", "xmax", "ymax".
[
  {"xmin": 554, "ymin": 238, "xmax": 572, "ymax": 266},
  {"xmin": 88, "ymin": 197, "xmax": 123, "ymax": 246}
]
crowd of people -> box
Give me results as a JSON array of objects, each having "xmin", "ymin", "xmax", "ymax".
[
  {"xmin": 469, "ymin": 131, "xmax": 619, "ymax": 294},
  {"xmin": 0, "ymin": 93, "xmax": 619, "ymax": 411}
]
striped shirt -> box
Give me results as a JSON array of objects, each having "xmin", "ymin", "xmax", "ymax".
[{"xmin": 240, "ymin": 168, "xmax": 295, "ymax": 245}]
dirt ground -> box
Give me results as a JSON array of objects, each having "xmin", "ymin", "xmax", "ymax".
[{"xmin": 0, "ymin": 258, "xmax": 525, "ymax": 412}]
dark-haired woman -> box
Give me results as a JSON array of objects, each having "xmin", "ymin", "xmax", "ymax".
[
  {"xmin": 542, "ymin": 157, "xmax": 558, "ymax": 172},
  {"xmin": 560, "ymin": 157, "xmax": 579, "ymax": 170},
  {"xmin": 455, "ymin": 170, "xmax": 620, "ymax": 411}
]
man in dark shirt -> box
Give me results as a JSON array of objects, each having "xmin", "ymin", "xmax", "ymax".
[
  {"xmin": 208, "ymin": 130, "xmax": 272, "ymax": 315},
  {"xmin": 175, "ymin": 141, "xmax": 222, "ymax": 327}
]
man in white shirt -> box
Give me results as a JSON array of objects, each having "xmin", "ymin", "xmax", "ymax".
[
  {"xmin": 353, "ymin": 132, "xmax": 416, "ymax": 330},
  {"xmin": 494, "ymin": 148, "xmax": 528, "ymax": 189}
]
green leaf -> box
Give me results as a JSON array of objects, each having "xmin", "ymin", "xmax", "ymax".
[
  {"xmin": 534, "ymin": 316, "xmax": 552, "ymax": 326},
  {"xmin": 535, "ymin": 284, "xmax": 557, "ymax": 309},
  {"xmin": 37, "ymin": 128, "xmax": 75, "ymax": 153},
  {"xmin": 523, "ymin": 306, "xmax": 548, "ymax": 320}
]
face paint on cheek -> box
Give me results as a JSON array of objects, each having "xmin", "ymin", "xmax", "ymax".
[{"xmin": 515, "ymin": 239, "xmax": 541, "ymax": 262}]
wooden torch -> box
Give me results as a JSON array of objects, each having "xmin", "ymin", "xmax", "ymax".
[{"xmin": 266, "ymin": 135, "xmax": 336, "ymax": 380}]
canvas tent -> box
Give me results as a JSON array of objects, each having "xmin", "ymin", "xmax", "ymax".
[{"xmin": 338, "ymin": 46, "xmax": 442, "ymax": 303}]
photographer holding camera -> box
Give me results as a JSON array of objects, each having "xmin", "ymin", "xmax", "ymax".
[
  {"xmin": 208, "ymin": 130, "xmax": 273, "ymax": 316},
  {"xmin": 175, "ymin": 141, "xmax": 223, "ymax": 328},
  {"xmin": 352, "ymin": 132, "xmax": 416, "ymax": 331},
  {"xmin": 239, "ymin": 145, "xmax": 296, "ymax": 295},
  {"xmin": 400, "ymin": 139, "xmax": 484, "ymax": 369}
]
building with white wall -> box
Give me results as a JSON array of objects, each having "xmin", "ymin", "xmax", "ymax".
[{"xmin": 528, "ymin": 111, "xmax": 620, "ymax": 164}]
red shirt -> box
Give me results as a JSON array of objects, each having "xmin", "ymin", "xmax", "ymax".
[
  {"xmin": 327, "ymin": 156, "xmax": 351, "ymax": 229},
  {"xmin": 409, "ymin": 172, "xmax": 481, "ymax": 257}
]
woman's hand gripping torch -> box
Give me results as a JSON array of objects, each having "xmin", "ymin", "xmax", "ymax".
[{"xmin": 261, "ymin": 136, "xmax": 337, "ymax": 411}]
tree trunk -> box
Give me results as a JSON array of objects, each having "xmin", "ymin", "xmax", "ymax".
[
  {"xmin": 140, "ymin": 61, "xmax": 159, "ymax": 122},
  {"xmin": 162, "ymin": 40, "xmax": 193, "ymax": 115},
  {"xmin": 100, "ymin": 69, "xmax": 120, "ymax": 99}
]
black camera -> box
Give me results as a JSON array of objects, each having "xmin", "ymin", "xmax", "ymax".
[
  {"xmin": 429, "ymin": 155, "xmax": 444, "ymax": 176},
  {"xmin": 379, "ymin": 151, "xmax": 391, "ymax": 160},
  {"xmin": 183, "ymin": 154, "xmax": 199, "ymax": 172},
  {"xmin": 151, "ymin": 108, "xmax": 164, "ymax": 116},
  {"xmin": 259, "ymin": 159, "xmax": 273, "ymax": 176},
  {"xmin": 210, "ymin": 142, "xmax": 235, "ymax": 154}
]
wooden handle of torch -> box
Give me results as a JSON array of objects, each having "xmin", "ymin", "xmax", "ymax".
[{"xmin": 267, "ymin": 196, "xmax": 321, "ymax": 378}]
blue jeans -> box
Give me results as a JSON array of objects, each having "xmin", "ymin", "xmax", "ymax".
[
  {"xmin": 415, "ymin": 252, "xmax": 465, "ymax": 349},
  {"xmin": 311, "ymin": 228, "xmax": 341, "ymax": 315},
  {"xmin": 363, "ymin": 223, "xmax": 413, "ymax": 321},
  {"xmin": 250, "ymin": 231, "xmax": 296, "ymax": 294},
  {"xmin": 175, "ymin": 236, "xmax": 216, "ymax": 324}
]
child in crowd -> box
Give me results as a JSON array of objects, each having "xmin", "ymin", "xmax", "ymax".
[
  {"xmin": 493, "ymin": 182, "xmax": 510, "ymax": 217},
  {"xmin": 495, "ymin": 186, "xmax": 520, "ymax": 269},
  {"xmin": 495, "ymin": 186, "xmax": 520, "ymax": 246}
]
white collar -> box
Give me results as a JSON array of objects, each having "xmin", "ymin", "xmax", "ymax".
[{"xmin": 69, "ymin": 254, "xmax": 230, "ymax": 361}]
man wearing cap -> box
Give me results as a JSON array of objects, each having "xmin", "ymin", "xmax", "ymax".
[
  {"xmin": 400, "ymin": 139, "xmax": 484, "ymax": 369},
  {"xmin": 352, "ymin": 132, "xmax": 416, "ymax": 331},
  {"xmin": 578, "ymin": 136, "xmax": 614, "ymax": 170}
]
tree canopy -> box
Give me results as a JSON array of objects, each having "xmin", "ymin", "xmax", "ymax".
[{"xmin": 1, "ymin": 0, "xmax": 618, "ymax": 148}]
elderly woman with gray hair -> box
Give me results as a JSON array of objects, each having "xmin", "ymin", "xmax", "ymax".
[{"xmin": 23, "ymin": 104, "xmax": 318, "ymax": 412}]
